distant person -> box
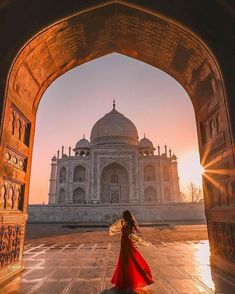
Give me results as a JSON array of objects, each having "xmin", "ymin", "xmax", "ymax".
[{"xmin": 110, "ymin": 210, "xmax": 154, "ymax": 292}]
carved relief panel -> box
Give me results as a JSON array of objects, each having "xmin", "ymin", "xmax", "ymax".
[
  {"xmin": 190, "ymin": 60, "xmax": 219, "ymax": 108},
  {"xmin": 200, "ymin": 104, "xmax": 224, "ymax": 149},
  {"xmin": 0, "ymin": 224, "xmax": 22, "ymax": 268},
  {"xmin": 100, "ymin": 156, "xmax": 130, "ymax": 170},
  {"xmin": 211, "ymin": 222, "xmax": 235, "ymax": 262},
  {"xmin": 5, "ymin": 146, "xmax": 27, "ymax": 172},
  {"xmin": 9, "ymin": 104, "xmax": 31, "ymax": 147},
  {"xmin": 212, "ymin": 176, "xmax": 235, "ymax": 207},
  {"xmin": 0, "ymin": 178, "xmax": 24, "ymax": 211}
]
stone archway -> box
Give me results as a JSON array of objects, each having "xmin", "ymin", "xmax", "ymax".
[
  {"xmin": 0, "ymin": 0, "xmax": 234, "ymax": 283},
  {"xmin": 100, "ymin": 162, "xmax": 129, "ymax": 203}
]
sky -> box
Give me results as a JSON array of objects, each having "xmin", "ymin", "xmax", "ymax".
[{"xmin": 29, "ymin": 53, "xmax": 202, "ymax": 204}]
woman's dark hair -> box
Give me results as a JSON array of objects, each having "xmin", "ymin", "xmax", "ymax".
[{"xmin": 123, "ymin": 210, "xmax": 139, "ymax": 232}]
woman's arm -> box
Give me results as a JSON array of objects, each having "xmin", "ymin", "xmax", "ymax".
[{"xmin": 109, "ymin": 218, "xmax": 124, "ymax": 236}]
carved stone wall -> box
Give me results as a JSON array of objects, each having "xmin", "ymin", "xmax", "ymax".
[
  {"xmin": 200, "ymin": 104, "xmax": 225, "ymax": 150},
  {"xmin": 210, "ymin": 221, "xmax": 235, "ymax": 263}
]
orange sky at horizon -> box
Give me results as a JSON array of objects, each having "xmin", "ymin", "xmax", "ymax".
[{"xmin": 29, "ymin": 53, "xmax": 203, "ymax": 204}]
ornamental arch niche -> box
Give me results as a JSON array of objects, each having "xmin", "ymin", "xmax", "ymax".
[
  {"xmin": 73, "ymin": 165, "xmax": 86, "ymax": 182},
  {"xmin": 144, "ymin": 165, "xmax": 156, "ymax": 181},
  {"xmin": 73, "ymin": 187, "xmax": 85, "ymax": 204},
  {"xmin": 144, "ymin": 186, "xmax": 158, "ymax": 202},
  {"xmin": 58, "ymin": 188, "xmax": 65, "ymax": 205},
  {"xmin": 59, "ymin": 166, "xmax": 66, "ymax": 183},
  {"xmin": 100, "ymin": 162, "xmax": 129, "ymax": 203},
  {"xmin": 0, "ymin": 0, "xmax": 234, "ymax": 283}
]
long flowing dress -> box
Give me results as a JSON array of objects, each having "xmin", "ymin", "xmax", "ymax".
[{"xmin": 111, "ymin": 223, "xmax": 154, "ymax": 290}]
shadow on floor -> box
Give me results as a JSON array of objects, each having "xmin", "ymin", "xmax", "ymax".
[
  {"xmin": 100, "ymin": 288, "xmax": 151, "ymax": 294},
  {"xmin": 100, "ymin": 289, "xmax": 131, "ymax": 294},
  {"xmin": 211, "ymin": 267, "xmax": 235, "ymax": 294}
]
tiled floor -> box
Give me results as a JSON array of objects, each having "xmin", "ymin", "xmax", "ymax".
[{"xmin": 1, "ymin": 228, "xmax": 235, "ymax": 293}]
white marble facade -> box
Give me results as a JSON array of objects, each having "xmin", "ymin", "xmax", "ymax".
[{"xmin": 48, "ymin": 102, "xmax": 181, "ymax": 205}]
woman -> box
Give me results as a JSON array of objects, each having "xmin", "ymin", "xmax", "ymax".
[{"xmin": 111, "ymin": 210, "xmax": 154, "ymax": 292}]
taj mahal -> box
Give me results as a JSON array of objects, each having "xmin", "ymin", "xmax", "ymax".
[{"xmin": 48, "ymin": 101, "xmax": 181, "ymax": 206}]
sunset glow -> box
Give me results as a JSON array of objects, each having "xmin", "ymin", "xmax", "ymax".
[
  {"xmin": 29, "ymin": 54, "xmax": 203, "ymax": 204},
  {"xmin": 178, "ymin": 150, "xmax": 204, "ymax": 193}
]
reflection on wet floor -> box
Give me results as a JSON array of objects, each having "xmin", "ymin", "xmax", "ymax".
[{"xmin": 1, "ymin": 240, "xmax": 235, "ymax": 293}]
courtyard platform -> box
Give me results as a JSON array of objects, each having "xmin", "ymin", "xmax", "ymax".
[{"xmin": 1, "ymin": 224, "xmax": 235, "ymax": 294}]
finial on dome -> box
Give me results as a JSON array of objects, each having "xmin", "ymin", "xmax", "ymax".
[
  {"xmin": 83, "ymin": 134, "xmax": 85, "ymax": 139},
  {"xmin": 144, "ymin": 133, "xmax": 146, "ymax": 138},
  {"xmin": 113, "ymin": 99, "xmax": 116, "ymax": 110}
]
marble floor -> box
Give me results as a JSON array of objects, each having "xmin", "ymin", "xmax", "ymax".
[{"xmin": 1, "ymin": 227, "xmax": 235, "ymax": 294}]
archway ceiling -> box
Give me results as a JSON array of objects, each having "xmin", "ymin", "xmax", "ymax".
[
  {"xmin": 4, "ymin": 4, "xmax": 220, "ymax": 113},
  {"xmin": 0, "ymin": 1, "xmax": 234, "ymax": 133}
]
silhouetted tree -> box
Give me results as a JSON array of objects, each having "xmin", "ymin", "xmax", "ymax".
[{"xmin": 187, "ymin": 182, "xmax": 203, "ymax": 202}]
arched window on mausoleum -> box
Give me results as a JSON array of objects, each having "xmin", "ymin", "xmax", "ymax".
[
  {"xmin": 58, "ymin": 188, "xmax": 65, "ymax": 204},
  {"xmin": 111, "ymin": 174, "xmax": 119, "ymax": 184},
  {"xmin": 73, "ymin": 187, "xmax": 85, "ymax": 204},
  {"xmin": 144, "ymin": 186, "xmax": 158, "ymax": 202},
  {"xmin": 101, "ymin": 162, "xmax": 129, "ymax": 203},
  {"xmin": 163, "ymin": 166, "xmax": 170, "ymax": 181},
  {"xmin": 73, "ymin": 166, "xmax": 86, "ymax": 182},
  {"xmin": 144, "ymin": 165, "xmax": 156, "ymax": 182},
  {"xmin": 59, "ymin": 167, "xmax": 66, "ymax": 183},
  {"xmin": 164, "ymin": 187, "xmax": 171, "ymax": 201}
]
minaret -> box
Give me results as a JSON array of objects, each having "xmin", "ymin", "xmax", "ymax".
[
  {"xmin": 171, "ymin": 154, "xmax": 181, "ymax": 201},
  {"xmin": 48, "ymin": 155, "xmax": 57, "ymax": 204},
  {"xmin": 157, "ymin": 145, "xmax": 160, "ymax": 156}
]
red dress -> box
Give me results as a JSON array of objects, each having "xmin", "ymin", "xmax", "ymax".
[{"xmin": 111, "ymin": 224, "xmax": 154, "ymax": 290}]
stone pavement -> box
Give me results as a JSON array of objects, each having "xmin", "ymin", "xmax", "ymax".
[{"xmin": 1, "ymin": 226, "xmax": 235, "ymax": 294}]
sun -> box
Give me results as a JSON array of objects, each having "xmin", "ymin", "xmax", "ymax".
[
  {"xmin": 199, "ymin": 164, "xmax": 205, "ymax": 175},
  {"xmin": 178, "ymin": 150, "xmax": 204, "ymax": 189}
]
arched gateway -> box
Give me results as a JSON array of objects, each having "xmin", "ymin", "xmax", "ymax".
[{"xmin": 0, "ymin": 0, "xmax": 234, "ymax": 284}]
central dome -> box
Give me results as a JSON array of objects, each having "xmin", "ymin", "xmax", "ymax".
[{"xmin": 90, "ymin": 103, "xmax": 138, "ymax": 146}]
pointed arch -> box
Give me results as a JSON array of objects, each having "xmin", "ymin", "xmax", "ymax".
[
  {"xmin": 73, "ymin": 187, "xmax": 85, "ymax": 204},
  {"xmin": 73, "ymin": 165, "xmax": 86, "ymax": 182},
  {"xmin": 101, "ymin": 162, "xmax": 129, "ymax": 203},
  {"xmin": 58, "ymin": 188, "xmax": 65, "ymax": 204},
  {"xmin": 144, "ymin": 165, "xmax": 156, "ymax": 181},
  {"xmin": 144, "ymin": 186, "xmax": 158, "ymax": 202},
  {"xmin": 164, "ymin": 187, "xmax": 171, "ymax": 201},
  {"xmin": 59, "ymin": 167, "xmax": 66, "ymax": 183}
]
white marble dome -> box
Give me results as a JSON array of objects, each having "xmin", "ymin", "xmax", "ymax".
[
  {"xmin": 75, "ymin": 138, "xmax": 90, "ymax": 149},
  {"xmin": 138, "ymin": 137, "xmax": 154, "ymax": 148},
  {"xmin": 90, "ymin": 105, "xmax": 138, "ymax": 146}
]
